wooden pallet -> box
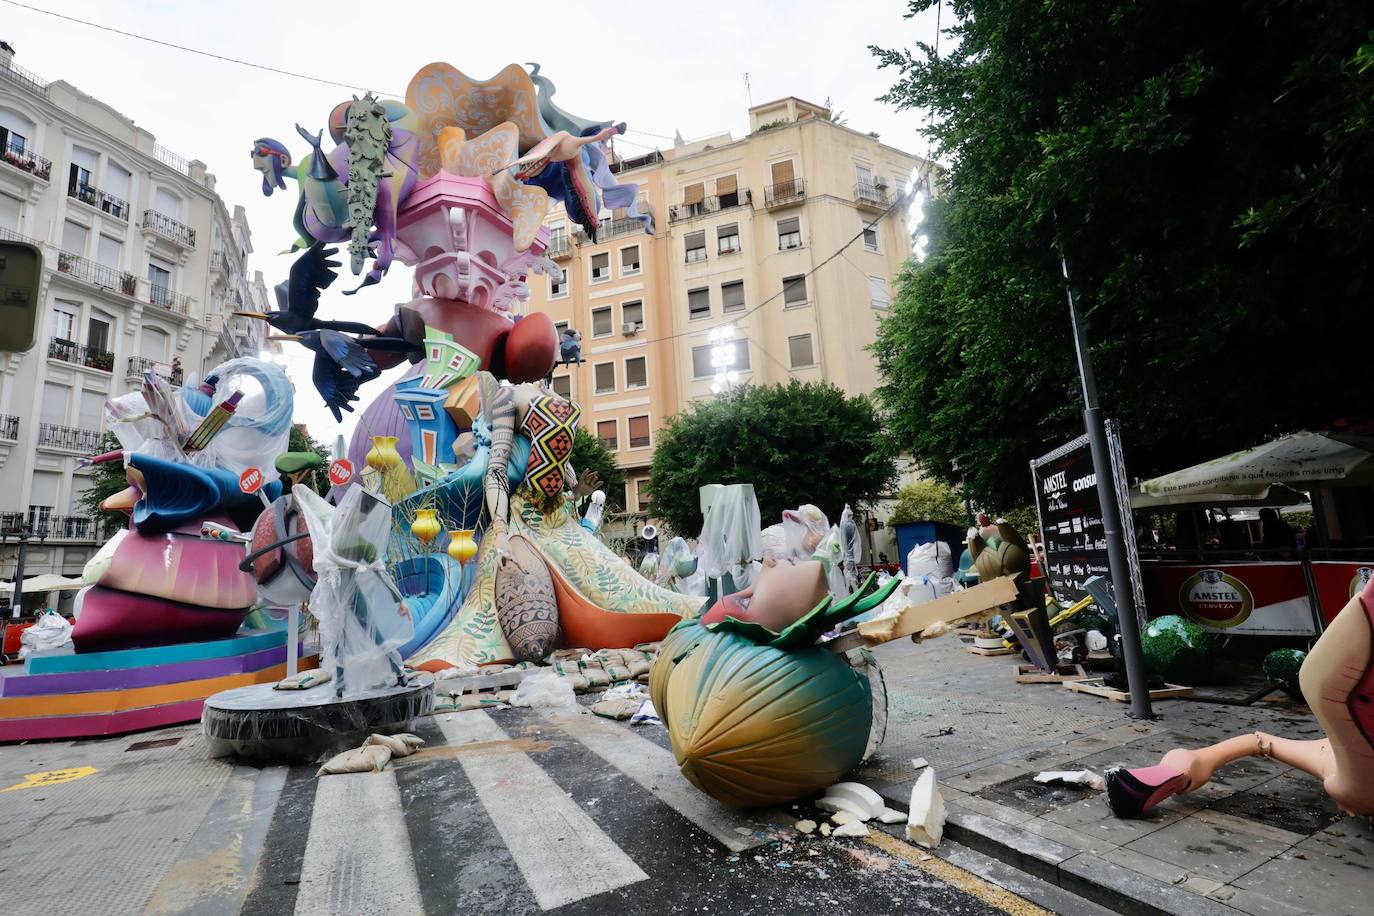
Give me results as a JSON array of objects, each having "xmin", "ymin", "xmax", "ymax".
[
  {"xmin": 1015, "ymin": 663, "xmax": 1089, "ymax": 684},
  {"xmin": 964, "ymin": 644, "xmax": 1016, "ymax": 657},
  {"xmin": 1067, "ymin": 677, "xmax": 1192, "ymax": 702}
]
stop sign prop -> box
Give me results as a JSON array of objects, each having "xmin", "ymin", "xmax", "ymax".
[
  {"xmin": 239, "ymin": 467, "xmax": 264, "ymax": 494},
  {"xmin": 328, "ymin": 458, "xmax": 354, "ymax": 487}
]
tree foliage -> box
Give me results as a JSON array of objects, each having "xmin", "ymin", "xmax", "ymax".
[
  {"xmin": 78, "ymin": 432, "xmax": 127, "ymax": 538},
  {"xmin": 648, "ymin": 380, "xmax": 896, "ymax": 536},
  {"xmin": 570, "ymin": 427, "xmax": 626, "ymax": 513},
  {"xmin": 871, "ymin": 1, "xmax": 1374, "ymax": 508},
  {"xmin": 890, "ymin": 479, "xmax": 967, "ymax": 527}
]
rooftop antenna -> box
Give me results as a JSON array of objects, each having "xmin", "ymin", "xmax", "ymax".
[{"xmin": 743, "ymin": 72, "xmax": 752, "ymax": 107}]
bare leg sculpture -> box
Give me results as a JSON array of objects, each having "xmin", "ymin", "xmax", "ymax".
[{"xmin": 1106, "ymin": 578, "xmax": 1374, "ymax": 818}]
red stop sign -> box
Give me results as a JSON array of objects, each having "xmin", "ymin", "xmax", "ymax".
[
  {"xmin": 328, "ymin": 458, "xmax": 354, "ymax": 487},
  {"xmin": 239, "ymin": 467, "xmax": 264, "ymax": 494}
]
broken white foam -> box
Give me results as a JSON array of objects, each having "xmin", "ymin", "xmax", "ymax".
[
  {"xmin": 906, "ymin": 767, "xmax": 945, "ymax": 849},
  {"xmin": 832, "ymin": 821, "xmax": 870, "ymax": 838},
  {"xmin": 1034, "ymin": 769, "xmax": 1105, "ymax": 791}
]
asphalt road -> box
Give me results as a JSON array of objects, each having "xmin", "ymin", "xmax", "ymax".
[{"xmin": 0, "ymin": 705, "xmax": 1056, "ymax": 915}]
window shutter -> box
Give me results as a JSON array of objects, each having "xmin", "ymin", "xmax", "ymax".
[
  {"xmin": 685, "ymin": 230, "xmax": 705, "ymax": 249},
  {"xmin": 789, "ymin": 334, "xmax": 814, "ymax": 368},
  {"xmin": 722, "ymin": 281, "xmax": 745, "ymax": 311},
  {"xmin": 683, "ymin": 183, "xmax": 704, "ymax": 205},
  {"xmin": 717, "ymin": 222, "xmax": 738, "ymax": 239},
  {"xmin": 715, "ymin": 174, "xmax": 737, "ymax": 196},
  {"xmin": 777, "ymin": 217, "xmax": 800, "ymax": 235},
  {"xmin": 770, "ymin": 160, "xmax": 794, "ymax": 184}
]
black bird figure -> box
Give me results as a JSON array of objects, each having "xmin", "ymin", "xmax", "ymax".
[
  {"xmin": 236, "ymin": 242, "xmax": 380, "ymax": 336},
  {"xmin": 271, "ymin": 330, "xmax": 417, "ymax": 421}
]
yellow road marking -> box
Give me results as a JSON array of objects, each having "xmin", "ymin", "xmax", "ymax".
[
  {"xmin": 865, "ymin": 830, "xmax": 1053, "ymax": 916},
  {"xmin": 0, "ymin": 766, "xmax": 98, "ymax": 792}
]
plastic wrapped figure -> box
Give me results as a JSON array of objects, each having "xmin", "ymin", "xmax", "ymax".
[{"xmin": 294, "ymin": 484, "xmax": 413, "ymax": 697}]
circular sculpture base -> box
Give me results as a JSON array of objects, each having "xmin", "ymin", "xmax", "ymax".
[{"xmin": 202, "ymin": 673, "xmax": 435, "ymax": 764}]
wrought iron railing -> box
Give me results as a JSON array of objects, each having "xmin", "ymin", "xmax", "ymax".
[
  {"xmin": 47, "ymin": 338, "xmax": 114, "ymax": 372},
  {"xmin": 126, "ymin": 356, "xmax": 183, "ymax": 385},
  {"xmin": 0, "ymin": 144, "xmax": 51, "ymax": 181},
  {"xmin": 54, "ymin": 250, "xmax": 138, "ymax": 296},
  {"xmin": 668, "ymin": 191, "xmax": 751, "ymax": 224},
  {"xmin": 853, "ymin": 179, "xmax": 890, "ymax": 209},
  {"xmin": 36, "ymin": 422, "xmax": 103, "ymax": 453},
  {"xmin": 546, "ymin": 233, "xmax": 571, "ymax": 258},
  {"xmin": 0, "ymin": 226, "xmax": 40, "ymax": 246},
  {"xmin": 154, "ymin": 144, "xmax": 191, "ymax": 177},
  {"xmin": 142, "ymin": 209, "xmax": 197, "ymax": 246},
  {"xmin": 764, "ymin": 178, "xmax": 806, "ymax": 208},
  {"xmin": 211, "ymin": 249, "xmax": 239, "ymax": 275},
  {"xmin": 0, "ymin": 59, "xmax": 49, "ymax": 96},
  {"xmin": 609, "ymin": 150, "xmax": 663, "ymax": 174},
  {"xmin": 575, "ymin": 216, "xmax": 649, "ymax": 244},
  {"xmin": 41, "ymin": 514, "xmax": 95, "ymax": 541},
  {"xmin": 68, "ymin": 182, "xmax": 131, "ymax": 221},
  {"xmin": 0, "ymin": 415, "xmax": 18, "ymax": 441},
  {"xmin": 148, "ymin": 285, "xmax": 192, "ymax": 316}
]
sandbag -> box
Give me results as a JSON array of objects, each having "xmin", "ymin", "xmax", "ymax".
[
  {"xmin": 364, "ymin": 733, "xmax": 424, "ymax": 758},
  {"xmin": 906, "ymin": 541, "xmax": 954, "ymax": 580},
  {"xmin": 316, "ymin": 744, "xmax": 391, "ymax": 776}
]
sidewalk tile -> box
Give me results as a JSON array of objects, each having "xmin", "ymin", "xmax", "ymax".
[
  {"xmin": 1021, "ymin": 816, "xmax": 1120, "ymax": 855},
  {"xmin": 1207, "ymin": 886, "xmax": 1311, "ymax": 916},
  {"xmin": 1043, "ymin": 797, "xmax": 1183, "ymax": 845},
  {"xmin": 1100, "ymin": 845, "xmax": 1189, "ymax": 884},
  {"xmin": 1125, "ymin": 816, "xmax": 1291, "ymax": 883},
  {"xmin": 1191, "ymin": 808, "xmax": 1308, "ymax": 847},
  {"xmin": 952, "ymin": 761, "xmax": 1040, "ymax": 792},
  {"xmin": 1058, "ymin": 851, "xmax": 1246, "ymax": 916},
  {"xmin": 1294, "ymin": 814, "xmax": 1374, "ymax": 860},
  {"xmin": 1232, "ymin": 847, "xmax": 1371, "ymax": 915},
  {"xmin": 952, "ymin": 794, "xmax": 1038, "ymax": 826}
]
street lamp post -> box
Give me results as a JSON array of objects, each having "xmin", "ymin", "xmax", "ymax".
[
  {"xmin": 1057, "ymin": 238, "xmax": 1154, "ymax": 720},
  {"xmin": 3, "ymin": 519, "xmax": 43, "ymax": 619}
]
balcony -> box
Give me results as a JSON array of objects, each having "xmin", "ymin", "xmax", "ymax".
[
  {"xmin": 36, "ymin": 422, "xmax": 103, "ymax": 454},
  {"xmin": 142, "ymin": 209, "xmax": 197, "ymax": 247},
  {"xmin": 126, "ymin": 356, "xmax": 182, "ymax": 386},
  {"xmin": 0, "ymin": 415, "xmax": 18, "ymax": 442},
  {"xmin": 546, "ymin": 232, "xmax": 571, "ymax": 259},
  {"xmin": 148, "ymin": 285, "xmax": 192, "ymax": 317},
  {"xmin": 609, "ymin": 150, "xmax": 663, "ymax": 175},
  {"xmin": 0, "ymin": 58, "xmax": 49, "ymax": 97},
  {"xmin": 210, "ymin": 249, "xmax": 239, "ymax": 277},
  {"xmin": 54, "ymin": 250, "xmax": 139, "ymax": 297},
  {"xmin": 575, "ymin": 216, "xmax": 651, "ymax": 245},
  {"xmin": 764, "ymin": 178, "xmax": 806, "ymax": 209},
  {"xmin": 38, "ymin": 513, "xmax": 95, "ymax": 542},
  {"xmin": 48, "ymin": 338, "xmax": 114, "ymax": 373},
  {"xmin": 854, "ymin": 179, "xmax": 891, "ymax": 211},
  {"xmin": 154, "ymin": 143, "xmax": 191, "ymax": 178},
  {"xmin": 668, "ymin": 191, "xmax": 752, "ymax": 225},
  {"xmin": 1, "ymin": 144, "xmax": 51, "ymax": 182},
  {"xmin": 68, "ymin": 182, "xmax": 131, "ymax": 222}
]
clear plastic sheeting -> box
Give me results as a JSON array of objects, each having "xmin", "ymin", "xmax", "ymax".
[
  {"xmin": 839, "ymin": 505, "xmax": 862, "ymax": 593},
  {"xmin": 813, "ymin": 525, "xmax": 849, "ymax": 596},
  {"xmin": 657, "ymin": 536, "xmax": 705, "ymax": 596},
  {"xmin": 19, "ymin": 610, "xmax": 72, "ymax": 658},
  {"xmin": 201, "ymin": 674, "xmax": 435, "ymax": 763},
  {"xmin": 907, "ymin": 540, "xmax": 955, "ymax": 580},
  {"xmin": 294, "ymin": 484, "xmax": 414, "ymax": 698},
  {"xmin": 762, "ymin": 504, "xmax": 831, "ymax": 565},
  {"xmin": 698, "ymin": 484, "xmax": 764, "ymax": 586},
  {"xmin": 509, "ymin": 669, "xmax": 578, "ymax": 709}
]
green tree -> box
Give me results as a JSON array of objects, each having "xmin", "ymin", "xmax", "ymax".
[
  {"xmin": 870, "ymin": 1, "xmax": 1374, "ymax": 508},
  {"xmin": 286, "ymin": 424, "xmax": 331, "ymax": 494},
  {"xmin": 648, "ymin": 380, "xmax": 896, "ymax": 536},
  {"xmin": 570, "ymin": 427, "xmax": 626, "ymax": 513},
  {"xmin": 890, "ymin": 479, "xmax": 967, "ymax": 527},
  {"xmin": 78, "ymin": 432, "xmax": 127, "ymax": 538}
]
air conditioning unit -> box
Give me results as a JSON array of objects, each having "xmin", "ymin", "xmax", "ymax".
[
  {"xmin": 875, "ymin": 177, "xmax": 889, "ymax": 190},
  {"xmin": 622, "ymin": 322, "xmax": 640, "ymax": 336}
]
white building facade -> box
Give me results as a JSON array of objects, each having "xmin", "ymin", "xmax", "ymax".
[{"xmin": 0, "ymin": 42, "xmax": 270, "ymax": 579}]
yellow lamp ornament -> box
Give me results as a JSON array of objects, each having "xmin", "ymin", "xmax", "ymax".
[
  {"xmin": 447, "ymin": 529, "xmax": 478, "ymax": 565},
  {"xmin": 366, "ymin": 435, "xmax": 403, "ymax": 473},
  {"xmin": 410, "ymin": 508, "xmax": 442, "ymax": 550}
]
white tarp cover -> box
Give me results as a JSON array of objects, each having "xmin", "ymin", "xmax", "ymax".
[
  {"xmin": 0, "ymin": 574, "xmax": 86, "ymax": 595},
  {"xmin": 1140, "ymin": 432, "xmax": 1372, "ymax": 500}
]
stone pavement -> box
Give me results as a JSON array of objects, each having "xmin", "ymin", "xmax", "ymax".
[{"xmin": 857, "ymin": 636, "xmax": 1373, "ymax": 916}]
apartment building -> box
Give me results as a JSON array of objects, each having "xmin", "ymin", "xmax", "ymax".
[
  {"xmin": 526, "ymin": 96, "xmax": 927, "ymax": 521},
  {"xmin": 0, "ymin": 42, "xmax": 271, "ymax": 578}
]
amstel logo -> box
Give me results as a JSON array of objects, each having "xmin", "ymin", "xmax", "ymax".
[
  {"xmin": 1351, "ymin": 566, "xmax": 1373, "ymax": 599},
  {"xmin": 1179, "ymin": 568, "xmax": 1255, "ymax": 628}
]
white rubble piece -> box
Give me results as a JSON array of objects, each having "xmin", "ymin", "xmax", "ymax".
[
  {"xmin": 815, "ymin": 796, "xmax": 869, "ymax": 820},
  {"xmin": 821, "ymin": 781, "xmax": 885, "ymax": 819},
  {"xmin": 877, "ymin": 808, "xmax": 906, "ymax": 824},
  {"xmin": 910, "ymin": 757, "xmax": 929, "ymax": 770},
  {"xmin": 819, "ymin": 823, "xmax": 832, "ymax": 837},
  {"xmin": 829, "ymin": 810, "xmax": 860, "ymax": 826},
  {"xmin": 832, "ymin": 821, "xmax": 870, "ymax": 838},
  {"xmin": 795, "ymin": 820, "xmax": 817, "ymax": 835},
  {"xmin": 1034, "ymin": 769, "xmax": 1106, "ymax": 791},
  {"xmin": 905, "ymin": 767, "xmax": 946, "ymax": 849}
]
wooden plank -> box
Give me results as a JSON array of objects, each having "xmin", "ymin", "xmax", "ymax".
[
  {"xmin": 964, "ymin": 644, "xmax": 1016, "ymax": 657},
  {"xmin": 856, "ymin": 577, "xmax": 1019, "ymax": 645},
  {"xmin": 1014, "ymin": 663, "xmax": 1089, "ymax": 684},
  {"xmin": 1067, "ymin": 678, "xmax": 1192, "ymax": 702}
]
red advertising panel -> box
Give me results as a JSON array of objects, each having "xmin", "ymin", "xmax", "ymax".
[
  {"xmin": 1140, "ymin": 562, "xmax": 1316, "ymax": 636},
  {"xmin": 1310, "ymin": 561, "xmax": 1374, "ymax": 627}
]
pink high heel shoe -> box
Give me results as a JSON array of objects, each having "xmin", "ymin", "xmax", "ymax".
[{"xmin": 1105, "ymin": 764, "xmax": 1191, "ymax": 818}]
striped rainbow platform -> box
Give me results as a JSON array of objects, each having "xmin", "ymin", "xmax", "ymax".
[{"xmin": 0, "ymin": 631, "xmax": 317, "ymax": 741}]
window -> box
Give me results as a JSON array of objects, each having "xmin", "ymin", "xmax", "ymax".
[
  {"xmin": 105, "ymin": 164, "xmax": 131, "ymax": 202},
  {"xmin": 636, "ymin": 480, "xmax": 651, "ymax": 512},
  {"xmin": 148, "ymin": 261, "xmax": 172, "ymax": 305},
  {"xmin": 862, "ymin": 223, "xmax": 879, "ymax": 252},
  {"xmin": 87, "ymin": 315, "xmax": 111, "ymax": 353},
  {"xmin": 596, "ymin": 419, "xmax": 618, "ymax": 450},
  {"xmin": 771, "ymin": 160, "xmax": 797, "ymax": 196},
  {"xmin": 554, "ymin": 320, "xmax": 569, "ymax": 337},
  {"xmin": 625, "ymin": 356, "xmax": 647, "ymax": 389},
  {"xmin": 691, "ymin": 345, "xmax": 713, "ymax": 378},
  {"xmin": 628, "ymin": 415, "xmax": 651, "ymax": 450},
  {"xmin": 620, "ymin": 245, "xmax": 641, "ymax": 275},
  {"xmin": 621, "ymin": 300, "xmax": 644, "ymax": 332},
  {"xmin": 590, "ymin": 252, "xmax": 610, "ymax": 282},
  {"xmin": 68, "ymin": 146, "xmax": 97, "ymax": 196},
  {"xmin": 591, "ymin": 306, "xmax": 613, "ymax": 338},
  {"xmin": 62, "ymin": 220, "xmax": 88, "ymax": 256},
  {"xmin": 51, "ymin": 303, "xmax": 77, "ymax": 342},
  {"xmin": 721, "ymin": 280, "xmax": 745, "ymax": 313},
  {"xmin": 78, "ymin": 389, "xmax": 104, "ymax": 429},
  {"xmin": 153, "ymin": 187, "xmax": 180, "ymax": 218},
  {"xmin": 551, "ymin": 375, "xmax": 572, "ymax": 399},
  {"xmin": 594, "ymin": 361, "xmax": 616, "ymax": 394},
  {"xmin": 855, "ymin": 163, "xmax": 874, "ymax": 186},
  {"xmin": 778, "ymin": 216, "xmax": 802, "ymax": 250},
  {"xmin": 0, "ymin": 193, "xmax": 19, "ymax": 232},
  {"xmin": 688, "ymin": 287, "xmax": 710, "ymax": 319},
  {"xmin": 682, "ymin": 182, "xmax": 705, "ymax": 216},
  {"xmin": 783, "ymin": 274, "xmax": 808, "ymax": 307},
  {"xmin": 716, "ymin": 174, "xmax": 739, "ymax": 209},
  {"xmin": 788, "ymin": 334, "xmax": 815, "ymax": 368},
  {"xmin": 550, "ymin": 268, "xmax": 568, "ymax": 298},
  {"xmin": 96, "ymin": 235, "xmax": 122, "ymax": 270},
  {"xmin": 40, "ymin": 382, "xmax": 68, "ymax": 424},
  {"xmin": 717, "ymin": 223, "xmax": 740, "ymax": 255},
  {"xmin": 868, "ymin": 276, "xmax": 891, "ymax": 309},
  {"xmin": 693, "ymin": 340, "xmax": 749, "ymax": 377},
  {"xmin": 727, "ymin": 338, "xmax": 751, "ymax": 371},
  {"xmin": 685, "ymin": 230, "xmax": 707, "ymax": 263},
  {"xmin": 0, "ymin": 125, "xmax": 27, "ymax": 155}
]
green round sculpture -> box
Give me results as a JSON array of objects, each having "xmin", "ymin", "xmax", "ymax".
[
  {"xmin": 1262, "ymin": 648, "xmax": 1307, "ymax": 702},
  {"xmin": 1065, "ymin": 609, "xmax": 1116, "ymax": 638},
  {"xmin": 1141, "ymin": 615, "xmax": 1212, "ymax": 681}
]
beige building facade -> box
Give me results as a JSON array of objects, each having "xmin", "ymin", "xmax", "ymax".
[
  {"xmin": 525, "ymin": 97, "xmax": 926, "ymax": 526},
  {"xmin": 0, "ymin": 43, "xmax": 271, "ymax": 580}
]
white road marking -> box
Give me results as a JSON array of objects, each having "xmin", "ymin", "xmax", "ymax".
[
  {"xmin": 552, "ymin": 711, "xmax": 779, "ymax": 852},
  {"xmin": 435, "ymin": 711, "xmax": 648, "ymax": 910},
  {"xmin": 294, "ymin": 771, "xmax": 424, "ymax": 916}
]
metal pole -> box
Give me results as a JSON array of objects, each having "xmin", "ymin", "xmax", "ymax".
[
  {"xmin": 10, "ymin": 526, "xmax": 28, "ymax": 620},
  {"xmin": 1059, "ymin": 240, "xmax": 1154, "ymax": 719}
]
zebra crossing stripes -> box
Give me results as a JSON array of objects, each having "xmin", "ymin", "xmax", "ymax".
[
  {"xmin": 435, "ymin": 710, "xmax": 649, "ymax": 910},
  {"xmin": 551, "ymin": 711, "xmax": 781, "ymax": 852},
  {"xmin": 293, "ymin": 771, "xmax": 424, "ymax": 916}
]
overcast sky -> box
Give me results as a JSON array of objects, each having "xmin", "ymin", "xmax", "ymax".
[{"xmin": 4, "ymin": 0, "xmax": 940, "ymax": 448}]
